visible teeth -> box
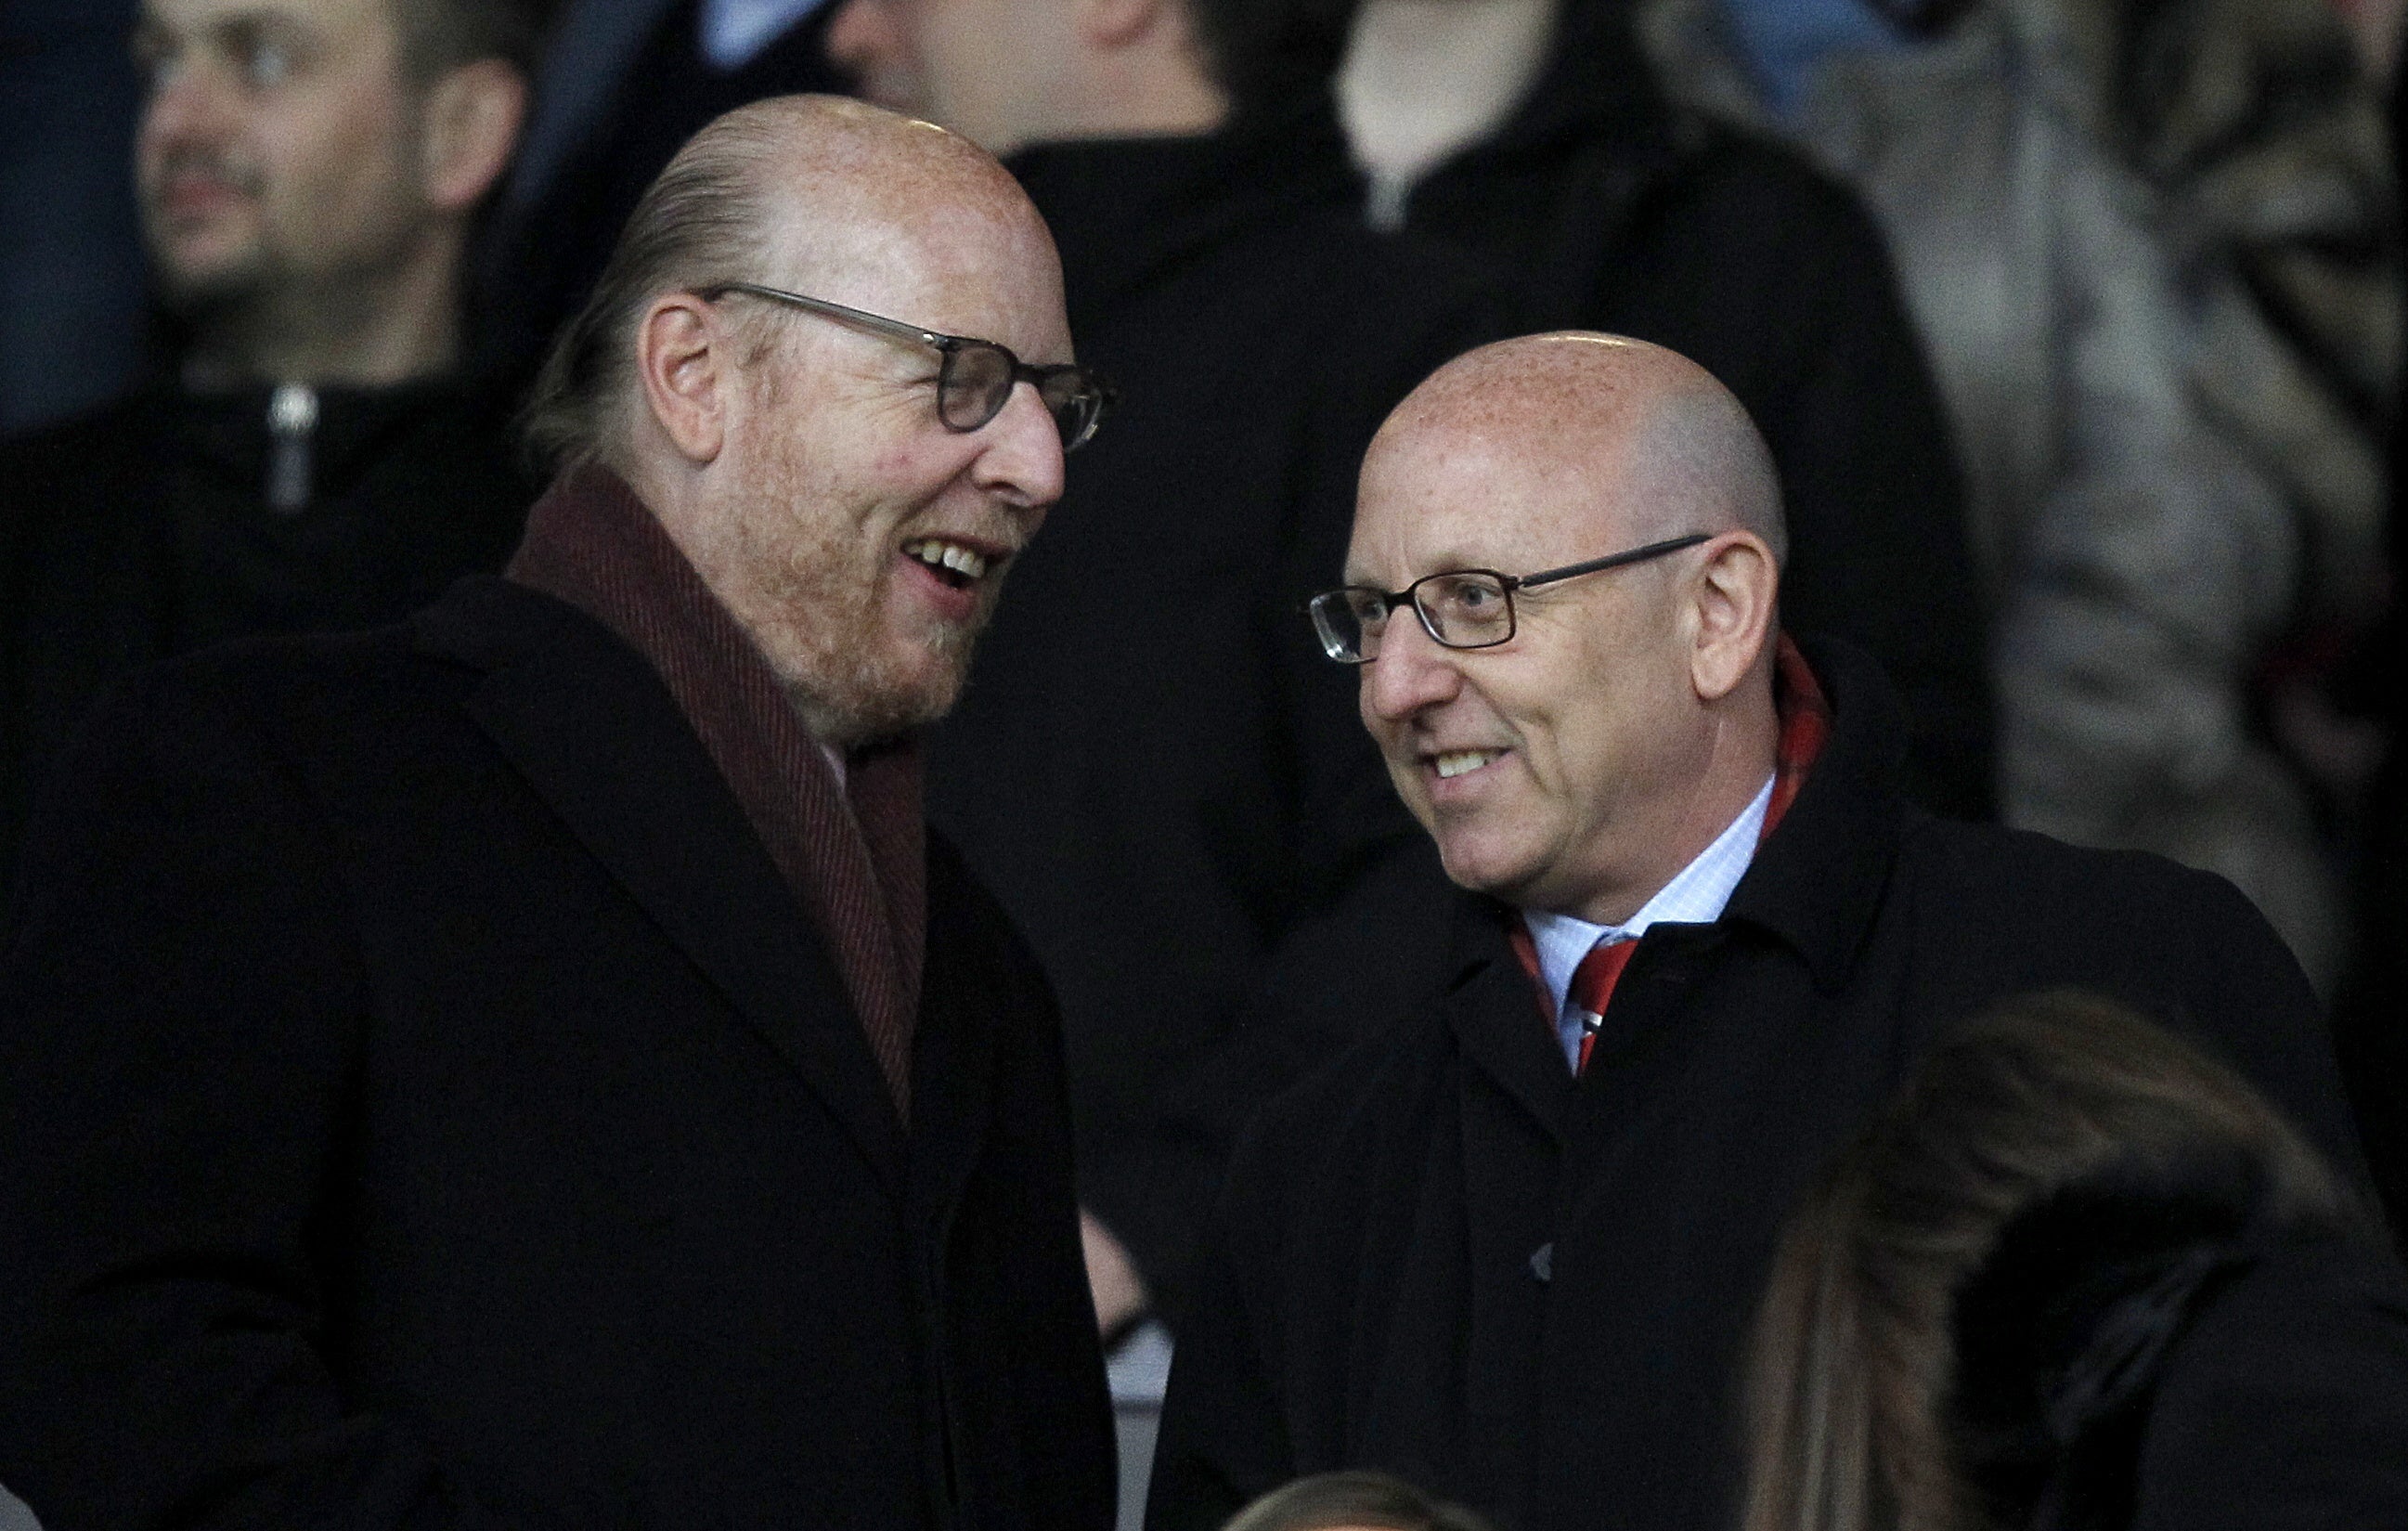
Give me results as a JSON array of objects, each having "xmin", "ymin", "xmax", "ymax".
[
  {"xmin": 904, "ymin": 538, "xmax": 989, "ymax": 581},
  {"xmin": 1434, "ymin": 750, "xmax": 1496, "ymax": 779}
]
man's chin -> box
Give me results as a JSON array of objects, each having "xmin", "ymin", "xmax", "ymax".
[
  {"xmin": 149, "ymin": 249, "xmax": 270, "ymax": 321},
  {"xmin": 1431, "ymin": 832, "xmax": 1541, "ymax": 903},
  {"xmin": 805, "ymin": 654, "xmax": 973, "ymax": 750}
]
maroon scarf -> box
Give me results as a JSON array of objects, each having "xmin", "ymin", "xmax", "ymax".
[{"xmin": 508, "ymin": 464, "xmax": 925, "ymax": 1122}]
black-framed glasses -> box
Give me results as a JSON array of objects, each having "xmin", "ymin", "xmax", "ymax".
[
  {"xmin": 702, "ymin": 280, "xmax": 1114, "ymax": 451},
  {"xmin": 1308, "ymin": 532, "xmax": 1714, "ymax": 663}
]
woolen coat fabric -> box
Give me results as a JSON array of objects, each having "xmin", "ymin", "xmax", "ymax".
[
  {"xmin": 923, "ymin": 97, "xmax": 1506, "ymax": 1324},
  {"xmin": 1142, "ymin": 637, "xmax": 2360, "ymax": 1531},
  {"xmin": 0, "ymin": 576, "xmax": 1115, "ymax": 1531},
  {"xmin": 1392, "ymin": 0, "xmax": 1995, "ymax": 820}
]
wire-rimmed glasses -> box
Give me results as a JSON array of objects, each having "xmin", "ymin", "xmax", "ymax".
[
  {"xmin": 1308, "ymin": 533, "xmax": 1714, "ymax": 663},
  {"xmin": 701, "ymin": 281, "xmax": 1114, "ymax": 451}
]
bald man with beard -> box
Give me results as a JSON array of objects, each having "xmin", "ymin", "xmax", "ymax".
[
  {"xmin": 1145, "ymin": 335, "xmax": 2361, "ymax": 1531},
  {"xmin": 0, "ymin": 97, "xmax": 1114, "ymax": 1531}
]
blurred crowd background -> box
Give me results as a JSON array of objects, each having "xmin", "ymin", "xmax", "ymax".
[{"xmin": 2, "ymin": 0, "xmax": 2406, "ymax": 1518}]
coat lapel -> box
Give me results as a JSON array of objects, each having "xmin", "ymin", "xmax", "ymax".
[
  {"xmin": 423, "ymin": 579, "xmax": 910, "ymax": 1193},
  {"xmin": 1440, "ymin": 907, "xmax": 1570, "ymax": 1429},
  {"xmin": 1442, "ymin": 906, "xmax": 1573, "ymax": 1148},
  {"xmin": 904, "ymin": 847, "xmax": 1001, "ymax": 1234}
]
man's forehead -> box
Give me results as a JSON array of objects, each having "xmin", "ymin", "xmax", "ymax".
[
  {"xmin": 757, "ymin": 178, "xmax": 1068, "ymax": 357},
  {"xmin": 1350, "ymin": 419, "xmax": 1634, "ymax": 577},
  {"xmin": 140, "ymin": 0, "xmax": 382, "ymax": 38}
]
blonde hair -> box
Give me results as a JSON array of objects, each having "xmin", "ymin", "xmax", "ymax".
[
  {"xmin": 1222, "ymin": 1471, "xmax": 1496, "ymax": 1531},
  {"xmin": 1738, "ymin": 990, "xmax": 2356, "ymax": 1531}
]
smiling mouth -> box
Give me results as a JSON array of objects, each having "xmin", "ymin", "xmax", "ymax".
[
  {"xmin": 1432, "ymin": 749, "xmax": 1501, "ymax": 780},
  {"xmin": 902, "ymin": 536, "xmax": 993, "ymax": 590}
]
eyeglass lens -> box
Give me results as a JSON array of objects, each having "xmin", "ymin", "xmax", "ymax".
[
  {"xmin": 939, "ymin": 343, "xmax": 1103, "ymax": 451},
  {"xmin": 1312, "ymin": 573, "xmax": 1516, "ymax": 661}
]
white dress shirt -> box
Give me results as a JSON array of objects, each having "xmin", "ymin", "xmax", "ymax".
[{"xmin": 1523, "ymin": 773, "xmax": 1775, "ymax": 1070}]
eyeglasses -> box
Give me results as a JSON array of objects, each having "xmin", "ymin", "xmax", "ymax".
[
  {"xmin": 702, "ymin": 281, "xmax": 1114, "ymax": 451},
  {"xmin": 1308, "ymin": 532, "xmax": 1714, "ymax": 663}
]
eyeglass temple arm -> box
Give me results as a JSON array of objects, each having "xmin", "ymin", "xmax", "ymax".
[
  {"xmin": 1511, "ymin": 533, "xmax": 1715, "ymax": 591},
  {"xmin": 702, "ymin": 282, "xmax": 946, "ymax": 348}
]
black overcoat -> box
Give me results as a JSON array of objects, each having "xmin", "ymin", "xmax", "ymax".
[
  {"xmin": 0, "ymin": 577, "xmax": 1115, "ymax": 1531},
  {"xmin": 925, "ymin": 99, "xmax": 1504, "ymax": 1322},
  {"xmin": 1144, "ymin": 639, "xmax": 2360, "ymax": 1531}
]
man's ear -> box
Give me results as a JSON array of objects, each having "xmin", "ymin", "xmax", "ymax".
[
  {"xmin": 1688, "ymin": 531, "xmax": 1778, "ymax": 702},
  {"xmin": 635, "ymin": 295, "xmax": 730, "ymax": 466},
  {"xmin": 419, "ymin": 59, "xmax": 529, "ymax": 214},
  {"xmin": 1077, "ymin": 0, "xmax": 1171, "ymax": 50}
]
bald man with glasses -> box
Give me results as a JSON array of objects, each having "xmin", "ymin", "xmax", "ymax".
[
  {"xmin": 1146, "ymin": 333, "xmax": 2362, "ymax": 1531},
  {"xmin": 0, "ymin": 97, "xmax": 1114, "ymax": 1531}
]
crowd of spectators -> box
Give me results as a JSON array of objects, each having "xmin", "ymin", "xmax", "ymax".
[{"xmin": 2, "ymin": 0, "xmax": 2404, "ymax": 1527}]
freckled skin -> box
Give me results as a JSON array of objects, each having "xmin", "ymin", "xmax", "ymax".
[{"xmin": 1348, "ymin": 333, "xmax": 1785, "ymax": 925}]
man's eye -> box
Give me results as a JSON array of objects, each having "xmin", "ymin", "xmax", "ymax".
[
  {"xmin": 1439, "ymin": 578, "xmax": 1501, "ymax": 614},
  {"xmin": 239, "ymin": 39, "xmax": 293, "ymax": 87}
]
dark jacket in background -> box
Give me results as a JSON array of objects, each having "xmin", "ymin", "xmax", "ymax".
[
  {"xmin": 0, "ymin": 575, "xmax": 1114, "ymax": 1531},
  {"xmin": 473, "ymin": 0, "xmax": 848, "ymax": 381},
  {"xmin": 925, "ymin": 97, "xmax": 1507, "ymax": 1324},
  {"xmin": 1144, "ymin": 638, "xmax": 2359, "ymax": 1531},
  {"xmin": 0, "ymin": 377, "xmax": 534, "ymax": 889},
  {"xmin": 1395, "ymin": 0, "xmax": 1995, "ymax": 818}
]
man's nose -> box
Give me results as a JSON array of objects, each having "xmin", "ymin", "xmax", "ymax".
[
  {"xmin": 1361, "ymin": 607, "xmax": 1464, "ymax": 723},
  {"xmin": 968, "ymin": 380, "xmax": 1067, "ymax": 526},
  {"xmin": 137, "ymin": 57, "xmax": 232, "ymax": 162}
]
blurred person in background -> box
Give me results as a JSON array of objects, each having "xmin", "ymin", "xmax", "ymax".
[
  {"xmin": 1741, "ymin": 990, "xmax": 2408, "ymax": 1531},
  {"xmin": 1223, "ymin": 1472, "xmax": 1497, "ymax": 1531},
  {"xmin": 1636, "ymin": 0, "xmax": 2401, "ymax": 994},
  {"xmin": 0, "ymin": 0, "xmax": 149, "ymax": 435},
  {"xmin": 1334, "ymin": 0, "xmax": 1996, "ymax": 819},
  {"xmin": 473, "ymin": 0, "xmax": 855, "ymax": 380},
  {"xmin": 822, "ymin": 0, "xmax": 1504, "ymax": 1509},
  {"xmin": 0, "ymin": 0, "xmax": 544, "ymax": 889},
  {"xmin": 2332, "ymin": 0, "xmax": 2408, "ymax": 1263}
]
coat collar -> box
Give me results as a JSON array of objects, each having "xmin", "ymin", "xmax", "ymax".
[
  {"xmin": 155, "ymin": 376, "xmax": 474, "ymax": 496},
  {"xmin": 1437, "ymin": 635, "xmax": 1910, "ymax": 1127},
  {"xmin": 1003, "ymin": 92, "xmax": 1366, "ymax": 333},
  {"xmin": 1441, "ymin": 909, "xmax": 1576, "ymax": 1145},
  {"xmin": 412, "ymin": 575, "xmax": 913, "ymax": 1196},
  {"xmin": 1720, "ymin": 634, "xmax": 1910, "ymax": 993}
]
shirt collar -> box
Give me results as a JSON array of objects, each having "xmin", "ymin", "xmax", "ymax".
[{"xmin": 1524, "ymin": 772, "xmax": 1775, "ymax": 1040}]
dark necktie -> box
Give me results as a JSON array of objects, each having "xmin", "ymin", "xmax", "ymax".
[{"xmin": 1565, "ymin": 938, "xmax": 1637, "ymax": 1075}]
